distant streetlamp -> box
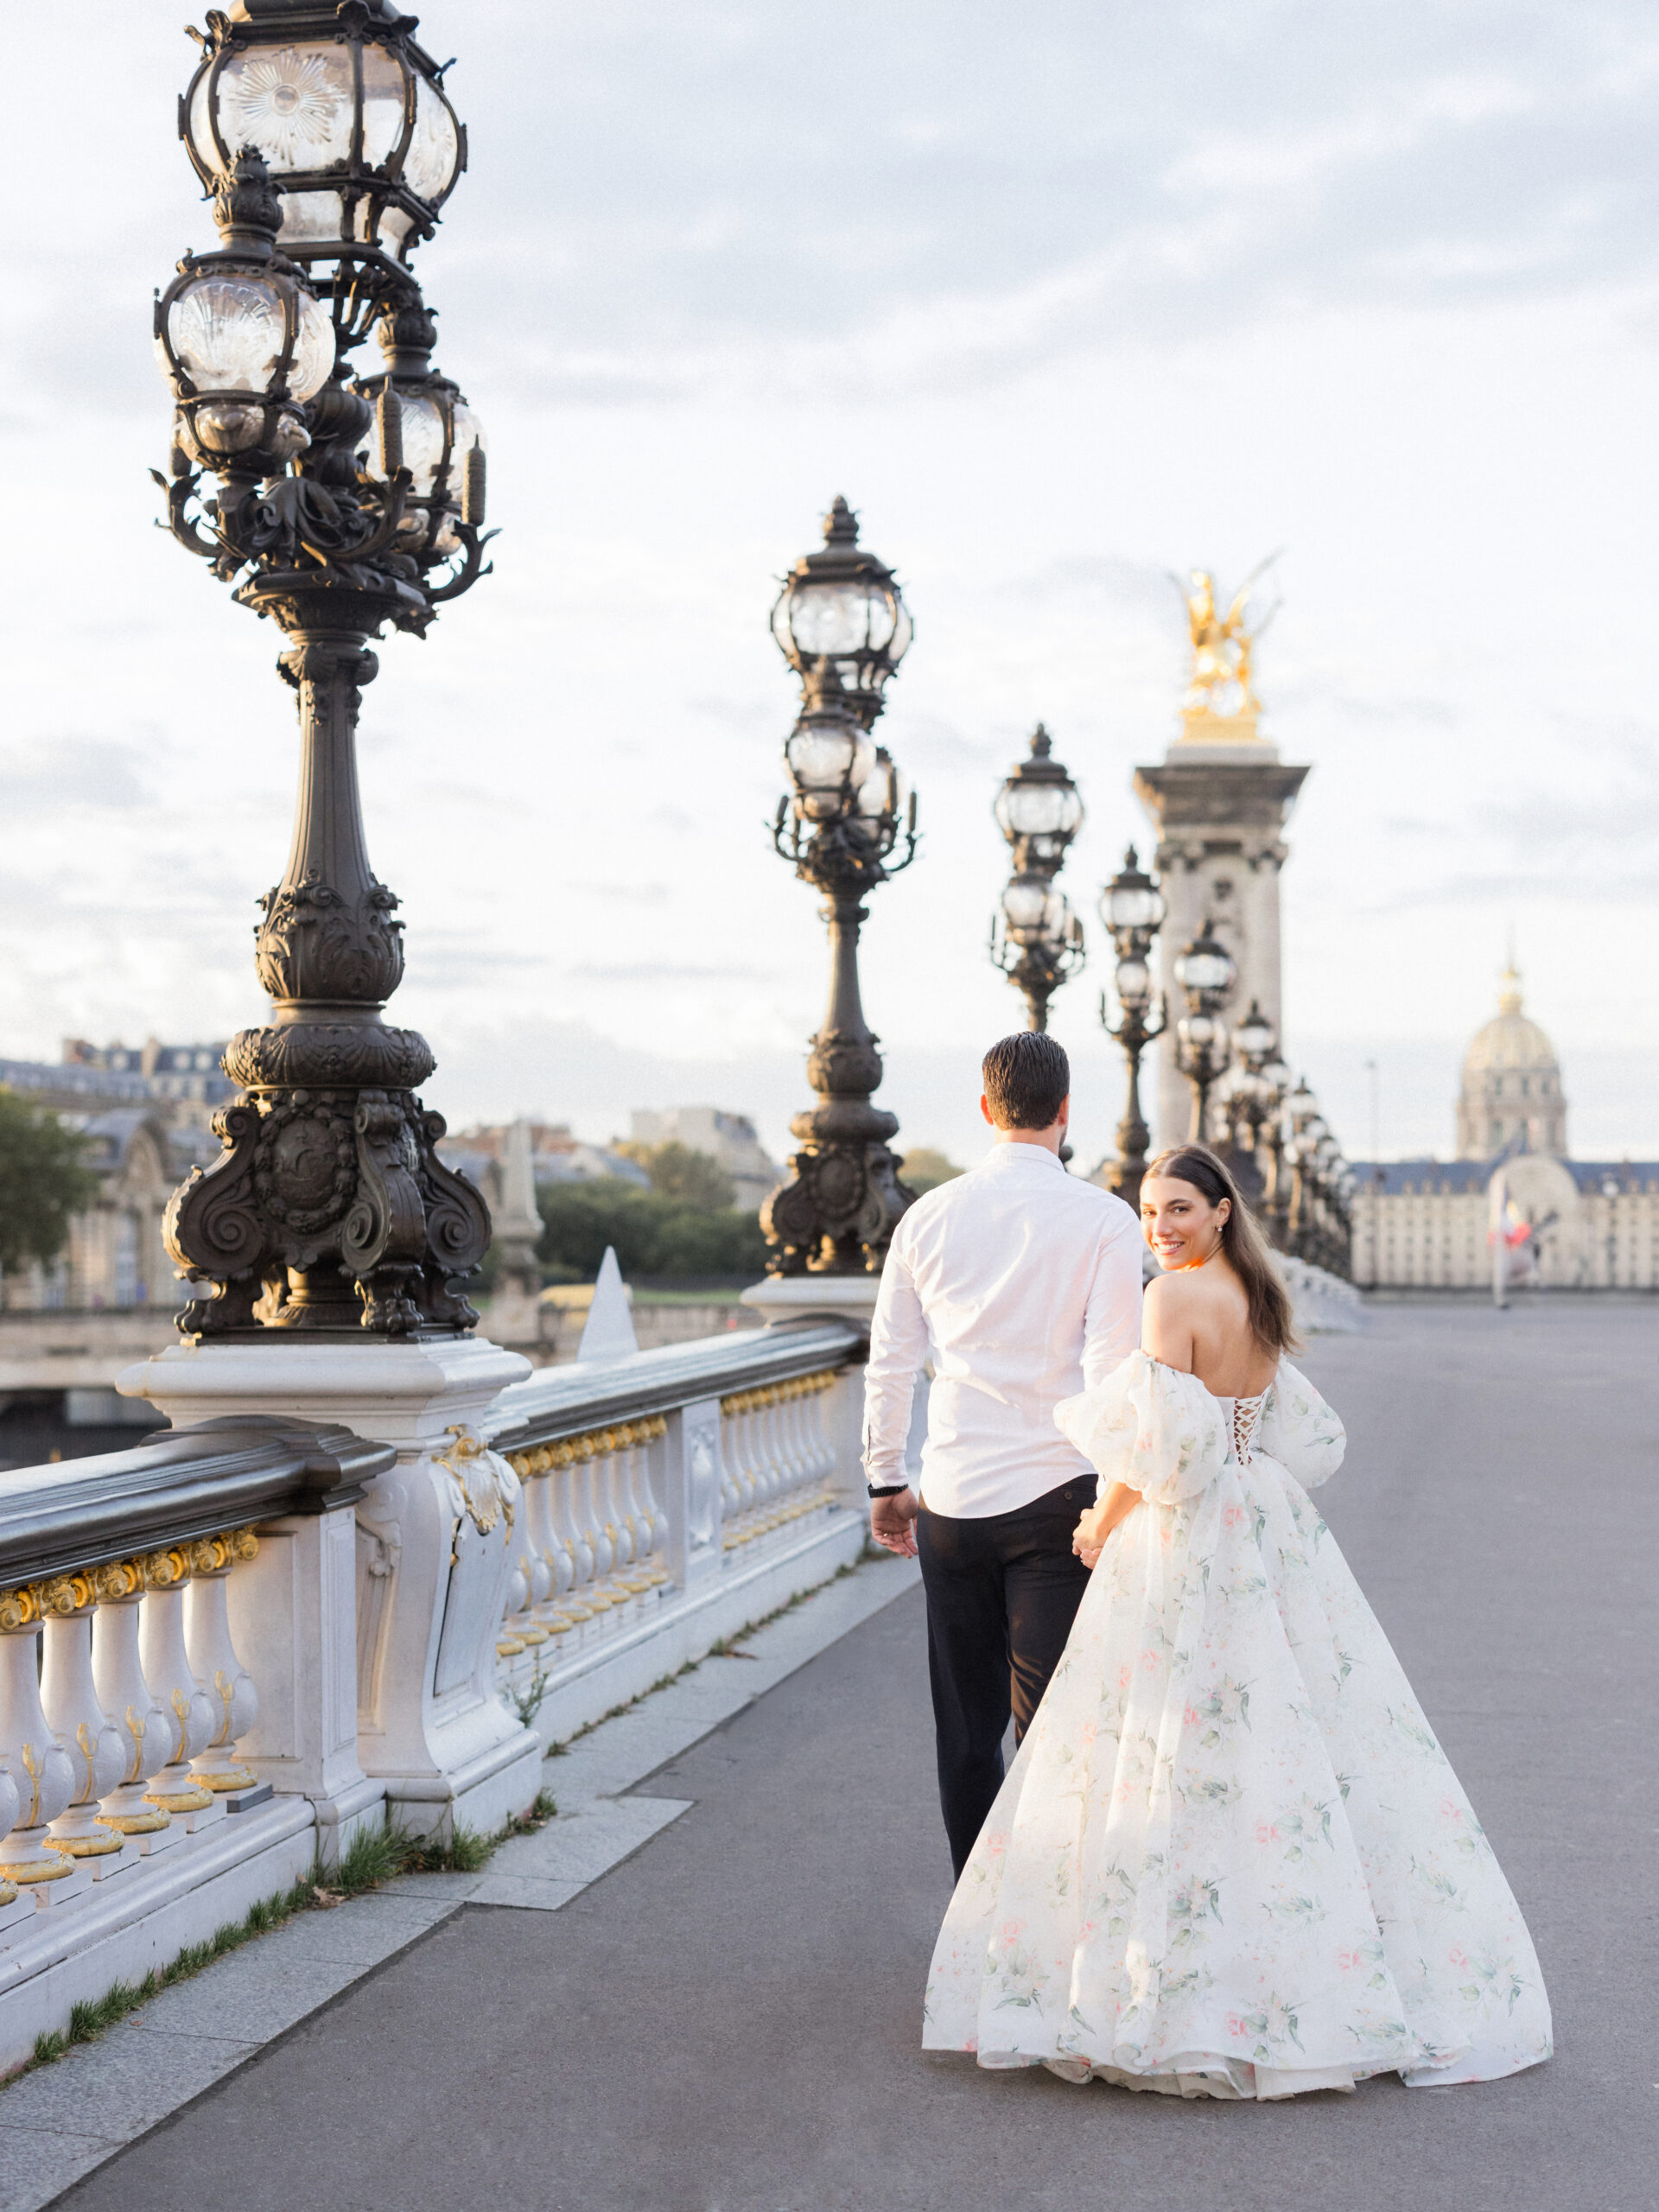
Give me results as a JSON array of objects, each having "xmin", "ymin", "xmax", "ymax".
[
  {"xmin": 989, "ymin": 727, "xmax": 1085, "ymax": 1033},
  {"xmin": 1282, "ymin": 1078, "xmax": 1323, "ymax": 1261},
  {"xmin": 154, "ymin": 3, "xmax": 493, "ymax": 1338},
  {"xmin": 1173, "ymin": 920, "xmax": 1236, "ymax": 1145},
  {"xmin": 762, "ymin": 505, "xmax": 919, "ymax": 1274},
  {"xmin": 1098, "ymin": 847, "xmax": 1166, "ymax": 1211},
  {"xmin": 1256, "ymin": 1056, "xmax": 1294, "ymax": 1243},
  {"xmin": 1221, "ymin": 999, "xmax": 1277, "ymax": 1205}
]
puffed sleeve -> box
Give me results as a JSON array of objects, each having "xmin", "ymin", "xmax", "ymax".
[
  {"xmin": 1053, "ymin": 1351, "xmax": 1229, "ymax": 1506},
  {"xmin": 1256, "ymin": 1360, "xmax": 1346, "ymax": 1491}
]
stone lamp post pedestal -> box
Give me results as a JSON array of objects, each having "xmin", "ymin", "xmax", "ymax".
[{"xmin": 120, "ymin": 1337, "xmax": 541, "ymax": 1850}]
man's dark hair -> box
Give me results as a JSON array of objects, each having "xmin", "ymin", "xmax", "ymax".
[{"xmin": 982, "ymin": 1033, "xmax": 1070, "ymax": 1129}]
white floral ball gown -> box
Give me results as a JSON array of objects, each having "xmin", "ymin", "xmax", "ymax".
[{"xmin": 923, "ymin": 1352, "xmax": 1552, "ymax": 2099}]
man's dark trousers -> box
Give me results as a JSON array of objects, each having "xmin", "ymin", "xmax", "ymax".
[{"xmin": 916, "ymin": 1478, "xmax": 1092, "ymax": 1878}]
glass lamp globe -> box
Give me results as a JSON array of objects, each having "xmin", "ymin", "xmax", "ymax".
[
  {"xmin": 1001, "ymin": 875, "xmax": 1065, "ymax": 947},
  {"xmin": 1178, "ymin": 1012, "xmax": 1224, "ymax": 1055},
  {"xmin": 1173, "ymin": 925, "xmax": 1236, "ymax": 1007},
  {"xmin": 359, "ymin": 387, "xmax": 486, "ymax": 553},
  {"xmin": 785, "ymin": 706, "xmax": 876, "ymax": 823},
  {"xmin": 1114, "ymin": 953, "xmax": 1152, "ymax": 1010},
  {"xmin": 856, "ymin": 749, "xmax": 906, "ymax": 823},
  {"xmin": 771, "ymin": 497, "xmax": 912, "ymax": 724},
  {"xmin": 994, "ymin": 728, "xmax": 1084, "ymax": 865},
  {"xmin": 1102, "ymin": 847, "xmax": 1165, "ymax": 939},
  {"xmin": 156, "ymin": 259, "xmax": 333, "ymax": 463},
  {"xmin": 1234, "ymin": 1001, "xmax": 1277, "ymax": 1065},
  {"xmin": 182, "ymin": 22, "xmax": 464, "ymax": 265},
  {"xmin": 1260, "ymin": 1057, "xmax": 1292, "ymax": 1099}
]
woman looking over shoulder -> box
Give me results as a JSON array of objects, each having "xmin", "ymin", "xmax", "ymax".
[
  {"xmin": 1073, "ymin": 1144, "xmax": 1292, "ymax": 1571},
  {"xmin": 923, "ymin": 1143, "xmax": 1552, "ymax": 2101}
]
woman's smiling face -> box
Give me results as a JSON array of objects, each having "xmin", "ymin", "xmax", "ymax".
[{"xmin": 1140, "ymin": 1174, "xmax": 1229, "ymax": 1267}]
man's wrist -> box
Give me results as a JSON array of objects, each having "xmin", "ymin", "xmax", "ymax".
[{"xmin": 866, "ymin": 1481, "xmax": 908, "ymax": 1499}]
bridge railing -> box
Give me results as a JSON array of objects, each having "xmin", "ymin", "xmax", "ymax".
[
  {"xmin": 483, "ymin": 1318, "xmax": 871, "ymax": 1743},
  {"xmin": 0, "ymin": 1316, "xmax": 876, "ymax": 2069},
  {"xmin": 0, "ymin": 1420, "xmax": 391, "ymax": 2066}
]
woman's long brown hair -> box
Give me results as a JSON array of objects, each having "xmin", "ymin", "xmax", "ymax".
[{"xmin": 1143, "ymin": 1143, "xmax": 1300, "ymax": 1356}]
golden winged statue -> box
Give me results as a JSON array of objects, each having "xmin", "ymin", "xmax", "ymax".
[{"xmin": 1179, "ymin": 557, "xmax": 1281, "ymax": 728}]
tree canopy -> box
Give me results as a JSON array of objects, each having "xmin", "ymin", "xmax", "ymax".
[
  {"xmin": 537, "ymin": 1178, "xmax": 767, "ymax": 1281},
  {"xmin": 613, "ymin": 1139, "xmax": 736, "ymax": 1211},
  {"xmin": 898, "ymin": 1146, "xmax": 965, "ymax": 1194},
  {"xmin": 0, "ymin": 1090, "xmax": 99, "ymax": 1275}
]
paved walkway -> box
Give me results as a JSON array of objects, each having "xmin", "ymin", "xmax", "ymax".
[{"xmin": 41, "ymin": 1302, "xmax": 1659, "ymax": 2209}]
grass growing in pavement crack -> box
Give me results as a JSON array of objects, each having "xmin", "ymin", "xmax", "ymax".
[{"xmin": 8, "ymin": 1789, "xmax": 558, "ymax": 2088}]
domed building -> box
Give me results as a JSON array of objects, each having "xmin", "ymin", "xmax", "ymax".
[
  {"xmin": 1351, "ymin": 963, "xmax": 1659, "ymax": 1293},
  {"xmin": 1455, "ymin": 965, "xmax": 1567, "ymax": 1159}
]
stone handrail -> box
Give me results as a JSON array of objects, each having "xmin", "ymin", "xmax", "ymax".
[{"xmin": 0, "ymin": 1418, "xmax": 391, "ymax": 1587}]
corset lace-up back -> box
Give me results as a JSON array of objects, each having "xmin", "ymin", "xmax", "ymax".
[{"xmin": 1228, "ymin": 1389, "xmax": 1269, "ymax": 1467}]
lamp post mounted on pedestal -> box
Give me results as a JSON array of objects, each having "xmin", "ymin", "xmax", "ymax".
[
  {"xmin": 1098, "ymin": 847, "xmax": 1167, "ymax": 1213},
  {"xmin": 989, "ymin": 727, "xmax": 1085, "ymax": 1033},
  {"xmin": 153, "ymin": 3, "xmax": 494, "ymax": 1339},
  {"xmin": 761, "ymin": 502, "xmax": 919, "ymax": 1275}
]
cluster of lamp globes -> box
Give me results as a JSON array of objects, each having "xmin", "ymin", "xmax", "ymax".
[
  {"xmin": 772, "ymin": 499, "xmax": 915, "ymax": 854},
  {"xmin": 149, "ymin": 23, "xmax": 485, "ymax": 563}
]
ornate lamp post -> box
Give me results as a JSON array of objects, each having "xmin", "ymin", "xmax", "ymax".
[
  {"xmin": 1256, "ymin": 1055, "xmax": 1294, "ymax": 1244},
  {"xmin": 154, "ymin": 3, "xmax": 493, "ymax": 1338},
  {"xmin": 1172, "ymin": 920, "xmax": 1236, "ymax": 1145},
  {"xmin": 1283, "ymin": 1079, "xmax": 1325, "ymax": 1260},
  {"xmin": 1098, "ymin": 847, "xmax": 1166, "ymax": 1211},
  {"xmin": 988, "ymin": 728, "xmax": 1085, "ymax": 1033},
  {"xmin": 1221, "ymin": 999, "xmax": 1278, "ymax": 1205},
  {"xmin": 761, "ymin": 505, "xmax": 919, "ymax": 1275}
]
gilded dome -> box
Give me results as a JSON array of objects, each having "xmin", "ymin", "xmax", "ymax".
[
  {"xmin": 1456, "ymin": 963, "xmax": 1567, "ymax": 1160},
  {"xmin": 1462, "ymin": 973, "xmax": 1560, "ymax": 1079}
]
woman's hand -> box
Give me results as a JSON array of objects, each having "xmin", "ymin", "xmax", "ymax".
[
  {"xmin": 1072, "ymin": 1500, "xmax": 1110, "ymax": 1570},
  {"xmin": 1073, "ymin": 1481, "xmax": 1141, "ymax": 1569}
]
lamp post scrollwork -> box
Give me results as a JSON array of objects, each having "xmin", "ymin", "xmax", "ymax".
[
  {"xmin": 153, "ymin": 2, "xmax": 494, "ymax": 1341},
  {"xmin": 989, "ymin": 726, "xmax": 1085, "ymax": 1034},
  {"xmin": 1098, "ymin": 847, "xmax": 1166, "ymax": 1212},
  {"xmin": 762, "ymin": 503, "xmax": 919, "ymax": 1276}
]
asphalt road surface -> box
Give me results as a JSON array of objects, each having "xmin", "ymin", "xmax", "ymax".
[{"xmin": 55, "ymin": 1299, "xmax": 1655, "ymax": 2212}]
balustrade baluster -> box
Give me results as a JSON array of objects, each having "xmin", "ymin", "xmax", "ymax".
[
  {"xmin": 41, "ymin": 1578, "xmax": 132, "ymax": 1878},
  {"xmin": 632, "ymin": 1415, "xmax": 669, "ymax": 1586},
  {"xmin": 0, "ymin": 1583, "xmax": 88, "ymax": 1901},
  {"xmin": 550, "ymin": 1441, "xmax": 595, "ymax": 1623},
  {"xmin": 91, "ymin": 1562, "xmax": 181, "ymax": 1850},
  {"xmin": 752, "ymin": 1388, "xmax": 783, "ymax": 1522},
  {"xmin": 137, "ymin": 1550, "xmax": 222, "ymax": 1831},
  {"xmin": 183, "ymin": 1531, "xmax": 261, "ymax": 1798},
  {"xmin": 596, "ymin": 1430, "xmax": 638, "ymax": 1611},
  {"xmin": 579, "ymin": 1436, "xmax": 618, "ymax": 1615},
  {"xmin": 521, "ymin": 1452, "xmax": 575, "ymax": 1636}
]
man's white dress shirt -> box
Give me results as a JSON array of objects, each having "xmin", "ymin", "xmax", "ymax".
[{"xmin": 861, "ymin": 1142, "xmax": 1142, "ymax": 1519}]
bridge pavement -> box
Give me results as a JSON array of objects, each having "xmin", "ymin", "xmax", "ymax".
[{"xmin": 50, "ymin": 1300, "xmax": 1656, "ymax": 2212}]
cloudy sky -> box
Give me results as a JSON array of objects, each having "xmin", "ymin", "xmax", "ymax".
[{"xmin": 7, "ymin": 2, "xmax": 1659, "ymax": 1171}]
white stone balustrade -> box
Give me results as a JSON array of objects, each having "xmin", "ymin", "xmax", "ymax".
[{"xmin": 0, "ymin": 1314, "xmax": 884, "ymax": 2072}]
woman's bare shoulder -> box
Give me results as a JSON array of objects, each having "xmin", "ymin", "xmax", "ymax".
[{"xmin": 1144, "ymin": 1269, "xmax": 1204, "ymax": 1308}]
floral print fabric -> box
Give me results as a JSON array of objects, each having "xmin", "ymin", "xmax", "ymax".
[{"xmin": 923, "ymin": 1352, "xmax": 1552, "ymax": 2100}]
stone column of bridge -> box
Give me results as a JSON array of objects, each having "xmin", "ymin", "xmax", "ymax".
[{"xmin": 1134, "ymin": 708, "xmax": 1309, "ymax": 1150}]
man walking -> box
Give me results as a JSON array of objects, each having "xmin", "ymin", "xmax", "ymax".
[{"xmin": 862, "ymin": 1033, "xmax": 1142, "ymax": 1878}]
